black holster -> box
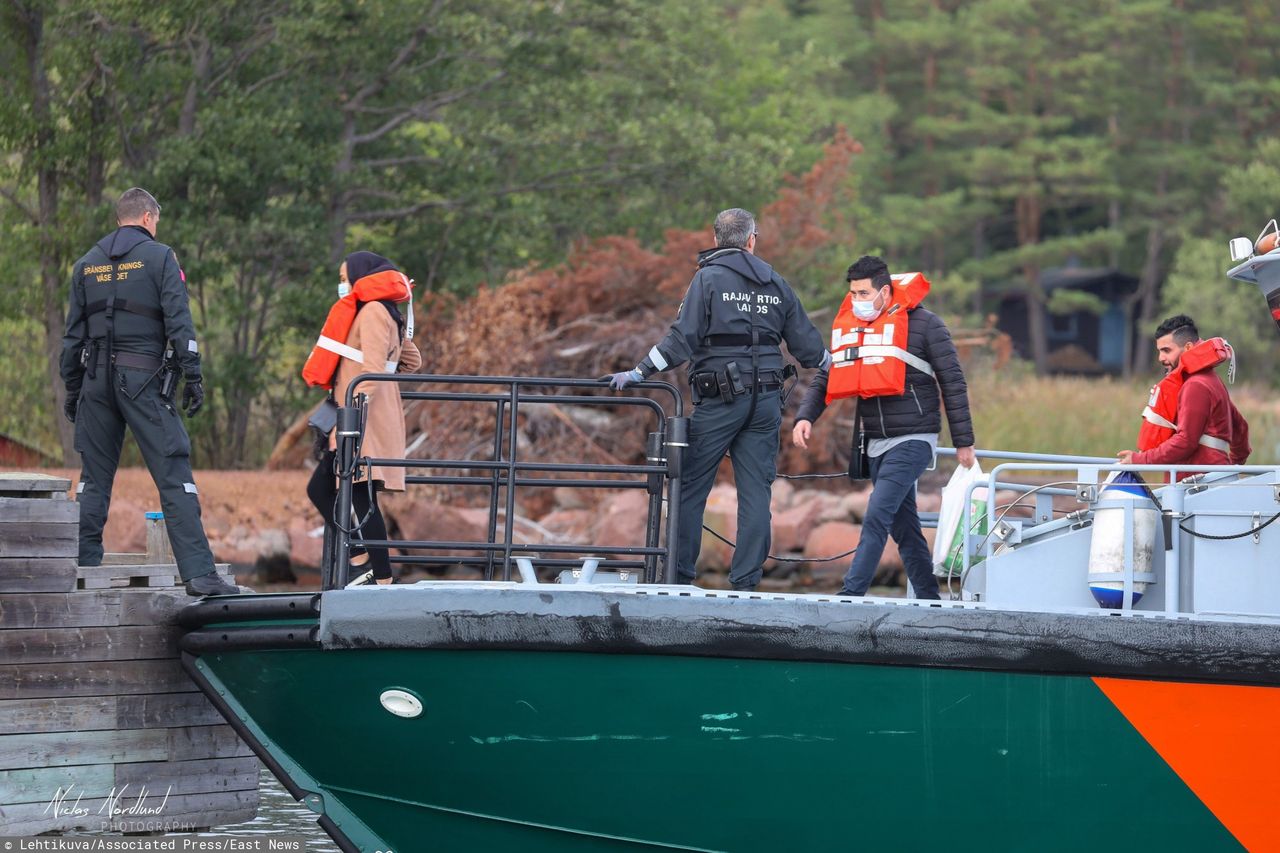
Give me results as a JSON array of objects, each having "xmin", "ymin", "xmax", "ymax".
[{"xmin": 848, "ymin": 402, "xmax": 870, "ymax": 481}]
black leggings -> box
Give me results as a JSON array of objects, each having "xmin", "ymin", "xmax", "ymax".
[{"xmin": 306, "ymin": 450, "xmax": 392, "ymax": 580}]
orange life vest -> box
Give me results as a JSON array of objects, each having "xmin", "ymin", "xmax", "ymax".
[
  {"xmin": 302, "ymin": 269, "xmax": 413, "ymax": 389},
  {"xmin": 1136, "ymin": 337, "xmax": 1234, "ymax": 452},
  {"xmin": 826, "ymin": 272, "xmax": 932, "ymax": 404}
]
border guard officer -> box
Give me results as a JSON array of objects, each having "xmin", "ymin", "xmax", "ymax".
[
  {"xmin": 61, "ymin": 188, "xmax": 237, "ymax": 596},
  {"xmin": 606, "ymin": 208, "xmax": 830, "ymax": 590}
]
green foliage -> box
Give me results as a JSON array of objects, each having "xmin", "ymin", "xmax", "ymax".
[
  {"xmin": 1047, "ymin": 289, "xmax": 1109, "ymax": 317},
  {"xmin": 5, "ymin": 0, "xmax": 1280, "ymax": 465}
]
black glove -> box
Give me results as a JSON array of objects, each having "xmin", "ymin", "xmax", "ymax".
[
  {"xmin": 64, "ymin": 392, "xmax": 79, "ymax": 424},
  {"xmin": 181, "ymin": 376, "xmax": 204, "ymax": 417}
]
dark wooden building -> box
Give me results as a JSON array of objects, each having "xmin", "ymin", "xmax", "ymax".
[{"xmin": 995, "ymin": 267, "xmax": 1139, "ymax": 374}]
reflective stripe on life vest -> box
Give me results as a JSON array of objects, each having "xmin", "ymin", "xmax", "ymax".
[
  {"xmin": 1141, "ymin": 406, "xmax": 1176, "ymax": 431},
  {"xmin": 1199, "ymin": 434, "xmax": 1230, "ymax": 453},
  {"xmin": 316, "ymin": 335, "xmax": 364, "ymax": 363}
]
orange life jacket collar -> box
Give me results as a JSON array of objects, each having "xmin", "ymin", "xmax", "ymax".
[{"xmin": 302, "ymin": 270, "xmax": 413, "ymax": 389}]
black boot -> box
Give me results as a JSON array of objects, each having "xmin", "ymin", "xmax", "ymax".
[{"xmin": 185, "ymin": 572, "xmax": 240, "ymax": 597}]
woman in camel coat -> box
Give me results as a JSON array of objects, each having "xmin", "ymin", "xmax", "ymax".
[{"xmin": 307, "ymin": 251, "xmax": 421, "ymax": 584}]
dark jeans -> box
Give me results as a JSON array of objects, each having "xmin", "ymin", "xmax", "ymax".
[
  {"xmin": 307, "ymin": 450, "xmax": 392, "ymax": 581},
  {"xmin": 841, "ymin": 440, "xmax": 940, "ymax": 599},
  {"xmin": 676, "ymin": 390, "xmax": 781, "ymax": 590}
]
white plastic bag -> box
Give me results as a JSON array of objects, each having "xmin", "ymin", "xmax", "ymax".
[{"xmin": 932, "ymin": 461, "xmax": 987, "ymax": 577}]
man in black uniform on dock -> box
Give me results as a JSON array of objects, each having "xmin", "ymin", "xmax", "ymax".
[
  {"xmin": 61, "ymin": 188, "xmax": 237, "ymax": 596},
  {"xmin": 606, "ymin": 208, "xmax": 830, "ymax": 590}
]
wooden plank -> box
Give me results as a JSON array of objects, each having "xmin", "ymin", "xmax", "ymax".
[
  {"xmin": 79, "ymin": 563, "xmax": 234, "ymax": 579},
  {"xmin": 0, "ymin": 591, "xmax": 121, "ymax": 629},
  {"xmin": 0, "ymin": 723, "xmax": 250, "ymax": 773},
  {"xmin": 169, "ymin": 724, "xmax": 255, "ymax": 761},
  {"xmin": 0, "ymin": 557, "xmax": 78, "ymax": 593},
  {"xmin": 0, "ymin": 696, "xmax": 118, "ymax": 734},
  {"xmin": 0, "ymin": 625, "xmax": 180, "ymax": 664},
  {"xmin": 0, "ymin": 788, "xmax": 258, "ymax": 835},
  {"xmin": 0, "ymin": 728, "xmax": 169, "ymax": 770},
  {"xmin": 116, "ymin": 692, "xmax": 224, "ymax": 729},
  {"xmin": 0, "ymin": 496, "xmax": 78, "ymax": 522},
  {"xmin": 118, "ymin": 589, "xmax": 190, "ymax": 626},
  {"xmin": 0, "ymin": 659, "xmax": 192, "ymax": 700},
  {"xmin": 0, "ymin": 762, "xmax": 115, "ymax": 804},
  {"xmin": 0, "ymin": 473, "xmax": 72, "ymax": 494},
  {"xmin": 78, "ymin": 564, "xmax": 233, "ymax": 590},
  {"xmin": 103, "ymin": 552, "xmax": 148, "ymax": 565},
  {"xmin": 0, "ymin": 756, "xmax": 259, "ymax": 806},
  {"xmin": 116, "ymin": 755, "xmax": 261, "ymax": 795},
  {"xmin": 0, "ymin": 522, "xmax": 77, "ymax": 559}
]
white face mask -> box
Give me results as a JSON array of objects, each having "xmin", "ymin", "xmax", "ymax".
[
  {"xmin": 852, "ymin": 287, "xmax": 886, "ymax": 321},
  {"xmin": 852, "ymin": 300, "xmax": 880, "ymax": 321},
  {"xmin": 338, "ymin": 281, "xmax": 351, "ymax": 299}
]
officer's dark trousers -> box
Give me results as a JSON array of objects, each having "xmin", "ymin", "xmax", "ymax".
[
  {"xmin": 676, "ymin": 389, "xmax": 781, "ymax": 590},
  {"xmin": 74, "ymin": 363, "xmax": 216, "ymax": 582},
  {"xmin": 841, "ymin": 440, "xmax": 940, "ymax": 598}
]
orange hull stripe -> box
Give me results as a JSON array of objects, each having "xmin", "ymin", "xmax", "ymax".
[{"xmin": 1094, "ymin": 677, "xmax": 1280, "ymax": 851}]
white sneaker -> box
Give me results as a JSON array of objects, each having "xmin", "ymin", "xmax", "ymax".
[{"xmin": 345, "ymin": 569, "xmax": 375, "ymax": 588}]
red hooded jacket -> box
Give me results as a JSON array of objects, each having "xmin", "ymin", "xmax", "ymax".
[{"xmin": 1132, "ymin": 368, "xmax": 1251, "ymax": 478}]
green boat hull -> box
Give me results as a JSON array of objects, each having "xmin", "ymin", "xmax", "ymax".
[{"xmin": 194, "ymin": 646, "xmax": 1251, "ymax": 851}]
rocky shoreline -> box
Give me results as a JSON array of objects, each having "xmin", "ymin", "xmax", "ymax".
[{"xmin": 10, "ymin": 465, "xmax": 1039, "ymax": 595}]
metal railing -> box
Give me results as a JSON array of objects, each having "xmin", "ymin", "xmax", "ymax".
[
  {"xmin": 324, "ymin": 374, "xmax": 688, "ymax": 590},
  {"xmin": 951, "ymin": 453, "xmax": 1280, "ymax": 614}
]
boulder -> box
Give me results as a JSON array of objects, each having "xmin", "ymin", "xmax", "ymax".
[
  {"xmin": 211, "ymin": 526, "xmax": 290, "ymax": 569},
  {"xmin": 769, "ymin": 479, "xmax": 796, "ymax": 513},
  {"xmin": 771, "ymin": 496, "xmax": 825, "ymax": 554},
  {"xmin": 803, "ymin": 522, "xmax": 860, "ymax": 563},
  {"xmin": 538, "ymin": 508, "xmax": 598, "ymax": 544},
  {"xmin": 695, "ymin": 485, "xmax": 739, "ymax": 572},
  {"xmin": 287, "ymin": 517, "xmax": 324, "ymax": 569},
  {"xmin": 381, "ymin": 493, "xmax": 492, "ymax": 555},
  {"xmin": 595, "ymin": 490, "xmax": 650, "ymax": 546}
]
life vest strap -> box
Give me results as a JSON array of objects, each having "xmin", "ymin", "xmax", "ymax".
[
  {"xmin": 1143, "ymin": 406, "xmax": 1230, "ymax": 453},
  {"xmin": 1199, "ymin": 434, "xmax": 1230, "ymax": 453},
  {"xmin": 316, "ymin": 335, "xmax": 364, "ymax": 363},
  {"xmin": 833, "ymin": 345, "xmax": 934, "ymax": 377},
  {"xmin": 1141, "ymin": 406, "xmax": 1176, "ymax": 431}
]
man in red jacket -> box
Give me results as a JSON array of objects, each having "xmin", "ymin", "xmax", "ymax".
[{"xmin": 1117, "ymin": 315, "xmax": 1250, "ymax": 478}]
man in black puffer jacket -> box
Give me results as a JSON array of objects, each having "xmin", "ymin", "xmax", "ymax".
[{"xmin": 793, "ymin": 255, "xmax": 975, "ymax": 598}]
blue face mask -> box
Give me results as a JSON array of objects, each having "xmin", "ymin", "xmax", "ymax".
[{"xmin": 338, "ymin": 281, "xmax": 351, "ymax": 299}]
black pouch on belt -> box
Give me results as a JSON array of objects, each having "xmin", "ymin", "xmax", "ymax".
[{"xmin": 692, "ymin": 372, "xmax": 721, "ymax": 401}]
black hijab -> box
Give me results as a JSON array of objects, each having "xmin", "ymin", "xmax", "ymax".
[{"xmin": 344, "ymin": 250, "xmax": 405, "ymax": 338}]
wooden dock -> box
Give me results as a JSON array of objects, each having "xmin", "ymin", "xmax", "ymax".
[{"xmin": 0, "ymin": 473, "xmax": 258, "ymax": 834}]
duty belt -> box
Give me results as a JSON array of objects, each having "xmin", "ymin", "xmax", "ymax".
[
  {"xmin": 93, "ymin": 349, "xmax": 165, "ymax": 371},
  {"xmin": 703, "ymin": 332, "xmax": 781, "ymax": 347}
]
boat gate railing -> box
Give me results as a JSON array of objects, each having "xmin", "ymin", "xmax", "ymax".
[
  {"xmin": 946, "ymin": 452, "xmax": 1280, "ymax": 613},
  {"xmin": 324, "ymin": 374, "xmax": 688, "ymax": 590}
]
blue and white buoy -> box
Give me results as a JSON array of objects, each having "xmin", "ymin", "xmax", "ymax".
[{"xmin": 1087, "ymin": 476, "xmax": 1158, "ymax": 609}]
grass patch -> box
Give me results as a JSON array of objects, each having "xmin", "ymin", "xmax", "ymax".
[{"xmin": 958, "ymin": 362, "xmax": 1279, "ymax": 465}]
